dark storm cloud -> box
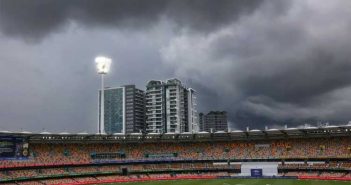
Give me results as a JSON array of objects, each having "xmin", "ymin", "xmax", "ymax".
[
  {"xmin": 237, "ymin": 50, "xmax": 351, "ymax": 104},
  {"xmin": 161, "ymin": 0, "xmax": 351, "ymax": 128},
  {"xmin": 0, "ymin": 0, "xmax": 264, "ymax": 41},
  {"xmin": 1, "ymin": 0, "xmax": 351, "ymax": 132},
  {"xmin": 0, "ymin": 29, "xmax": 175, "ymax": 132}
]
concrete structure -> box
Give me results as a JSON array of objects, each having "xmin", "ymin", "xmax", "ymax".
[
  {"xmin": 145, "ymin": 79, "xmax": 198, "ymax": 133},
  {"xmin": 201, "ymin": 111, "xmax": 228, "ymax": 132},
  {"xmin": 145, "ymin": 80, "xmax": 166, "ymax": 133},
  {"xmin": 18, "ymin": 124, "xmax": 351, "ymax": 142},
  {"xmin": 198, "ymin": 113, "xmax": 205, "ymax": 131},
  {"xmin": 95, "ymin": 56, "xmax": 112, "ymax": 134},
  {"xmin": 186, "ymin": 88, "xmax": 198, "ymax": 133},
  {"xmin": 99, "ymin": 85, "xmax": 145, "ymax": 134},
  {"xmin": 124, "ymin": 85, "xmax": 146, "ymax": 134},
  {"xmin": 165, "ymin": 79, "xmax": 185, "ymax": 133}
]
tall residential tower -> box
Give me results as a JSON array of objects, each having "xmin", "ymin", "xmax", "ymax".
[
  {"xmin": 200, "ymin": 111, "xmax": 228, "ymax": 132},
  {"xmin": 145, "ymin": 80, "xmax": 166, "ymax": 133},
  {"xmin": 145, "ymin": 79, "xmax": 198, "ymax": 133}
]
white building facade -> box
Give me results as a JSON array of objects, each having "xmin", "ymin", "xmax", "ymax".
[
  {"xmin": 145, "ymin": 80, "xmax": 166, "ymax": 133},
  {"xmin": 146, "ymin": 79, "xmax": 198, "ymax": 133}
]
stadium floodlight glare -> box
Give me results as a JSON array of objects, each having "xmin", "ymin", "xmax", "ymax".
[
  {"xmin": 95, "ymin": 56, "xmax": 112, "ymax": 74},
  {"xmin": 95, "ymin": 56, "xmax": 112, "ymax": 134}
]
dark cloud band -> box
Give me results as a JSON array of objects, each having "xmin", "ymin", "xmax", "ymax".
[
  {"xmin": 0, "ymin": 0, "xmax": 263, "ymax": 41},
  {"xmin": 1, "ymin": 0, "xmax": 351, "ymax": 131}
]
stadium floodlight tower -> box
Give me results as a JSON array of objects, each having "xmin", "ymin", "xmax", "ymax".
[{"xmin": 95, "ymin": 56, "xmax": 112, "ymax": 134}]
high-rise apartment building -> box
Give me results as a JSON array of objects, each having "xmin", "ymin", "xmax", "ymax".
[
  {"xmin": 198, "ymin": 113, "xmax": 205, "ymax": 131},
  {"xmin": 200, "ymin": 111, "xmax": 228, "ymax": 132},
  {"xmin": 186, "ymin": 88, "xmax": 198, "ymax": 132},
  {"xmin": 145, "ymin": 80, "xmax": 166, "ymax": 133},
  {"xmin": 124, "ymin": 85, "xmax": 146, "ymax": 133},
  {"xmin": 145, "ymin": 79, "xmax": 198, "ymax": 133},
  {"xmin": 99, "ymin": 85, "xmax": 145, "ymax": 134}
]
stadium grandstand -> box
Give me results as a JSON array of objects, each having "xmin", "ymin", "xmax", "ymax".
[{"xmin": 0, "ymin": 125, "xmax": 351, "ymax": 184}]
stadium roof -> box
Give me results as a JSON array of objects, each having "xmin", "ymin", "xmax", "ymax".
[
  {"xmin": 20, "ymin": 131, "xmax": 32, "ymax": 134},
  {"xmin": 1, "ymin": 125, "xmax": 350, "ymax": 144},
  {"xmin": 0, "ymin": 130, "xmax": 12, "ymax": 133}
]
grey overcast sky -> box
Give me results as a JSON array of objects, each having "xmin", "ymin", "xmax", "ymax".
[{"xmin": 1, "ymin": 0, "xmax": 351, "ymax": 133}]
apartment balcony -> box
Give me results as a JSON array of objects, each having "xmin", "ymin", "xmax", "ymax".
[
  {"xmin": 147, "ymin": 112, "xmax": 162, "ymax": 116},
  {"xmin": 146, "ymin": 90, "xmax": 162, "ymax": 94}
]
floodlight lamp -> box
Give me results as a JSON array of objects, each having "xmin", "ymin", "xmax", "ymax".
[{"xmin": 95, "ymin": 56, "xmax": 112, "ymax": 74}]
